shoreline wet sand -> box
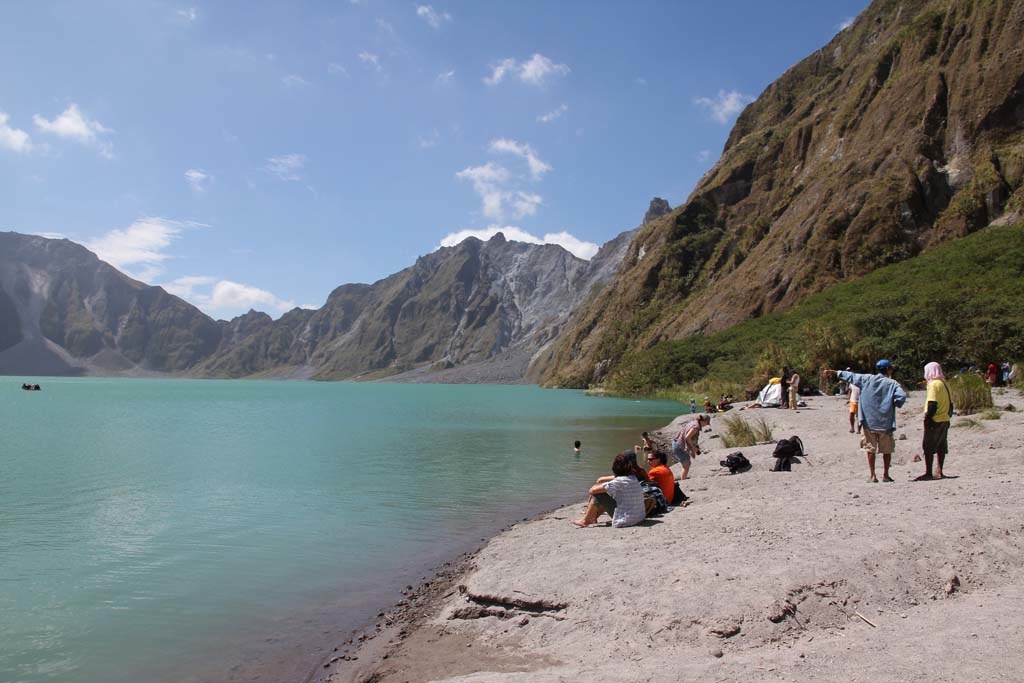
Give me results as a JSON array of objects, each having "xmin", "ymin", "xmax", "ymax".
[{"xmin": 317, "ymin": 388, "xmax": 1024, "ymax": 683}]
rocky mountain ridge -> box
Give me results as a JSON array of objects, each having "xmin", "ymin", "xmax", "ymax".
[
  {"xmin": 539, "ymin": 0, "xmax": 1024, "ymax": 388},
  {"xmin": 0, "ymin": 210, "xmax": 647, "ymax": 380}
]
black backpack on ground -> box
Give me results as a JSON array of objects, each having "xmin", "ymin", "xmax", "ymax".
[
  {"xmin": 772, "ymin": 435, "xmax": 805, "ymax": 472},
  {"xmin": 720, "ymin": 451, "xmax": 751, "ymax": 474}
]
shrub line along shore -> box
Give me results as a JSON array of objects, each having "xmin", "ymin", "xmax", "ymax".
[{"xmin": 318, "ymin": 388, "xmax": 1024, "ymax": 683}]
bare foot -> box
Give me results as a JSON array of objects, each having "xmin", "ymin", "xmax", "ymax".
[
  {"xmin": 913, "ymin": 474, "xmax": 933, "ymax": 481},
  {"xmin": 882, "ymin": 475, "xmax": 894, "ymax": 483},
  {"xmin": 935, "ymin": 470, "xmax": 944, "ymax": 479},
  {"xmin": 571, "ymin": 519, "xmax": 590, "ymax": 528}
]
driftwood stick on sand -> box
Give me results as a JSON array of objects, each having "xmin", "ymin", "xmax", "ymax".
[{"xmin": 854, "ymin": 611, "xmax": 877, "ymax": 628}]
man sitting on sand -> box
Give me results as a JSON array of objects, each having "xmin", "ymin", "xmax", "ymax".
[
  {"xmin": 829, "ymin": 360, "xmax": 907, "ymax": 483},
  {"xmin": 672, "ymin": 414, "xmax": 710, "ymax": 480},
  {"xmin": 645, "ymin": 450, "xmax": 680, "ymax": 505},
  {"xmin": 572, "ymin": 453, "xmax": 646, "ymax": 528}
]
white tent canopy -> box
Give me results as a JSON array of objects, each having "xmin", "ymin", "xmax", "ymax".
[{"xmin": 756, "ymin": 381, "xmax": 784, "ymax": 407}]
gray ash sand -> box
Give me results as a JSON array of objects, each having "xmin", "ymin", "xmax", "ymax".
[{"xmin": 319, "ymin": 389, "xmax": 1024, "ymax": 683}]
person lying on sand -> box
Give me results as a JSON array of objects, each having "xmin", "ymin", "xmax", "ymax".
[{"xmin": 572, "ymin": 453, "xmax": 646, "ymax": 528}]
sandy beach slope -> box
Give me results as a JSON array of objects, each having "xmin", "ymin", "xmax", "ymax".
[{"xmin": 321, "ymin": 389, "xmax": 1024, "ymax": 683}]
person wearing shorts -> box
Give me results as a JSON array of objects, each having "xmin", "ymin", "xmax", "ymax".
[
  {"xmin": 830, "ymin": 360, "xmax": 907, "ymax": 483},
  {"xmin": 671, "ymin": 414, "xmax": 709, "ymax": 480},
  {"xmin": 848, "ymin": 382, "xmax": 860, "ymax": 433}
]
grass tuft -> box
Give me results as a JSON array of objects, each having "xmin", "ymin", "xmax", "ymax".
[
  {"xmin": 948, "ymin": 374, "xmax": 994, "ymax": 415},
  {"xmin": 979, "ymin": 407, "xmax": 1002, "ymax": 420},
  {"xmin": 952, "ymin": 418, "xmax": 984, "ymax": 430},
  {"xmin": 719, "ymin": 414, "xmax": 774, "ymax": 448}
]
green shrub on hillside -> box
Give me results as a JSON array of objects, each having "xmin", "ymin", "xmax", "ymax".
[{"xmin": 605, "ymin": 222, "xmax": 1024, "ymax": 396}]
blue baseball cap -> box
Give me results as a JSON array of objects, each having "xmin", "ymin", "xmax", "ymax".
[{"xmin": 875, "ymin": 359, "xmax": 893, "ymax": 371}]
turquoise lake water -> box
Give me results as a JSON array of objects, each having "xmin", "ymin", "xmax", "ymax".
[{"xmin": 0, "ymin": 378, "xmax": 681, "ymax": 683}]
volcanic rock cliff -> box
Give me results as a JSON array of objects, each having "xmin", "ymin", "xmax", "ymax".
[
  {"xmin": 539, "ymin": 0, "xmax": 1024, "ymax": 387},
  {"xmin": 0, "ymin": 232, "xmax": 223, "ymax": 376}
]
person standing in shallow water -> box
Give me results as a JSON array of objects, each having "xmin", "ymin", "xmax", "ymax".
[
  {"xmin": 828, "ymin": 360, "xmax": 907, "ymax": 483},
  {"xmin": 917, "ymin": 362, "xmax": 953, "ymax": 480}
]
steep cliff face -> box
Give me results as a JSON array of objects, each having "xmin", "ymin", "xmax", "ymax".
[
  {"xmin": 541, "ymin": 0, "xmax": 1024, "ymax": 388},
  {"xmin": 0, "ymin": 232, "xmax": 225, "ymax": 376}
]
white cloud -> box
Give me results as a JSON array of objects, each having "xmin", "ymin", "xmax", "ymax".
[
  {"xmin": 435, "ymin": 69, "xmax": 455, "ymax": 85},
  {"xmin": 488, "ymin": 138, "xmax": 551, "ymax": 179},
  {"xmin": 328, "ymin": 62, "xmax": 349, "ymax": 76},
  {"xmin": 184, "ymin": 168, "xmax": 211, "ymax": 193},
  {"xmin": 456, "ymin": 162, "xmax": 510, "ymax": 219},
  {"xmin": 265, "ymin": 153, "xmax": 306, "ymax": 181},
  {"xmin": 437, "ymin": 226, "xmax": 598, "ymax": 260},
  {"xmin": 511, "ymin": 191, "xmax": 542, "ymax": 218},
  {"xmin": 177, "ymin": 7, "xmax": 197, "ymax": 21},
  {"xmin": 537, "ymin": 104, "xmax": 568, "ymax": 124},
  {"xmin": 697, "ymin": 149, "xmax": 711, "ymax": 163},
  {"xmin": 33, "ymin": 103, "xmax": 114, "ymax": 158},
  {"xmin": 0, "ymin": 111, "xmax": 32, "ymax": 153},
  {"xmin": 85, "ymin": 217, "xmax": 200, "ymax": 281},
  {"xmin": 418, "ymin": 129, "xmax": 440, "ymax": 149},
  {"xmin": 694, "ymin": 89, "xmax": 754, "ymax": 124},
  {"xmin": 163, "ymin": 276, "xmax": 303, "ymax": 319},
  {"xmin": 484, "ymin": 53, "xmax": 569, "ymax": 87},
  {"xmin": 358, "ymin": 51, "xmax": 382, "ymax": 72},
  {"xmin": 837, "ymin": 16, "xmax": 855, "ymax": 31},
  {"xmin": 416, "ymin": 5, "xmax": 451, "ymax": 28},
  {"xmin": 282, "ymin": 74, "xmax": 311, "ymax": 87},
  {"xmin": 375, "ymin": 18, "xmax": 396, "ymax": 37},
  {"xmin": 635, "ymin": 76, "xmax": 648, "ymax": 87}
]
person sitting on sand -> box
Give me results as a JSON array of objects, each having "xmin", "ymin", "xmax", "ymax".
[
  {"xmin": 572, "ymin": 453, "xmax": 647, "ymax": 528},
  {"xmin": 916, "ymin": 361, "xmax": 953, "ymax": 481},
  {"xmin": 829, "ymin": 360, "xmax": 907, "ymax": 483},
  {"xmin": 645, "ymin": 450, "xmax": 685, "ymax": 506},
  {"xmin": 671, "ymin": 414, "xmax": 709, "ymax": 480}
]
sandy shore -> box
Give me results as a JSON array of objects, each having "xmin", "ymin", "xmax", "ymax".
[{"xmin": 317, "ymin": 388, "xmax": 1024, "ymax": 683}]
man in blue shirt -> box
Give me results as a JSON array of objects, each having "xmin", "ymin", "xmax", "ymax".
[{"xmin": 828, "ymin": 360, "xmax": 908, "ymax": 483}]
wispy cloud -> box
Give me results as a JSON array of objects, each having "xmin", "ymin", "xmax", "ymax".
[
  {"xmin": 635, "ymin": 76, "xmax": 648, "ymax": 87},
  {"xmin": 375, "ymin": 18, "xmax": 396, "ymax": 37},
  {"xmin": 697, "ymin": 149, "xmax": 711, "ymax": 163},
  {"xmin": 85, "ymin": 217, "xmax": 201, "ymax": 282},
  {"xmin": 0, "ymin": 111, "xmax": 33, "ymax": 153},
  {"xmin": 265, "ymin": 153, "xmax": 306, "ymax": 181},
  {"xmin": 418, "ymin": 129, "xmax": 440, "ymax": 149},
  {"xmin": 282, "ymin": 74, "xmax": 312, "ymax": 87},
  {"xmin": 435, "ymin": 69, "xmax": 455, "ymax": 85},
  {"xmin": 358, "ymin": 51, "xmax": 382, "ymax": 72},
  {"xmin": 177, "ymin": 7, "xmax": 197, "ymax": 22},
  {"xmin": 695, "ymin": 89, "xmax": 754, "ymax": 124},
  {"xmin": 184, "ymin": 168, "xmax": 211, "ymax": 193},
  {"xmin": 456, "ymin": 162, "xmax": 510, "ymax": 219},
  {"xmin": 484, "ymin": 53, "xmax": 570, "ymax": 87},
  {"xmin": 488, "ymin": 138, "xmax": 551, "ymax": 179},
  {"xmin": 163, "ymin": 276, "xmax": 305, "ymax": 319},
  {"xmin": 328, "ymin": 62, "xmax": 349, "ymax": 76},
  {"xmin": 437, "ymin": 226, "xmax": 598, "ymax": 260},
  {"xmin": 537, "ymin": 104, "xmax": 568, "ymax": 124},
  {"xmin": 837, "ymin": 16, "xmax": 855, "ymax": 31},
  {"xmin": 33, "ymin": 103, "xmax": 114, "ymax": 158},
  {"xmin": 416, "ymin": 5, "xmax": 452, "ymax": 28}
]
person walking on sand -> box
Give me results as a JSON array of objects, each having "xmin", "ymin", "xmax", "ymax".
[
  {"xmin": 828, "ymin": 360, "xmax": 907, "ymax": 483},
  {"xmin": 916, "ymin": 361, "xmax": 953, "ymax": 481},
  {"xmin": 848, "ymin": 381, "xmax": 861, "ymax": 433},
  {"xmin": 672, "ymin": 414, "xmax": 710, "ymax": 480},
  {"xmin": 789, "ymin": 370, "xmax": 801, "ymax": 411},
  {"xmin": 571, "ymin": 453, "xmax": 646, "ymax": 528}
]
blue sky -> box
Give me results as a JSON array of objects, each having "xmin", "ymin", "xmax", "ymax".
[{"xmin": 1, "ymin": 0, "xmax": 869, "ymax": 320}]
